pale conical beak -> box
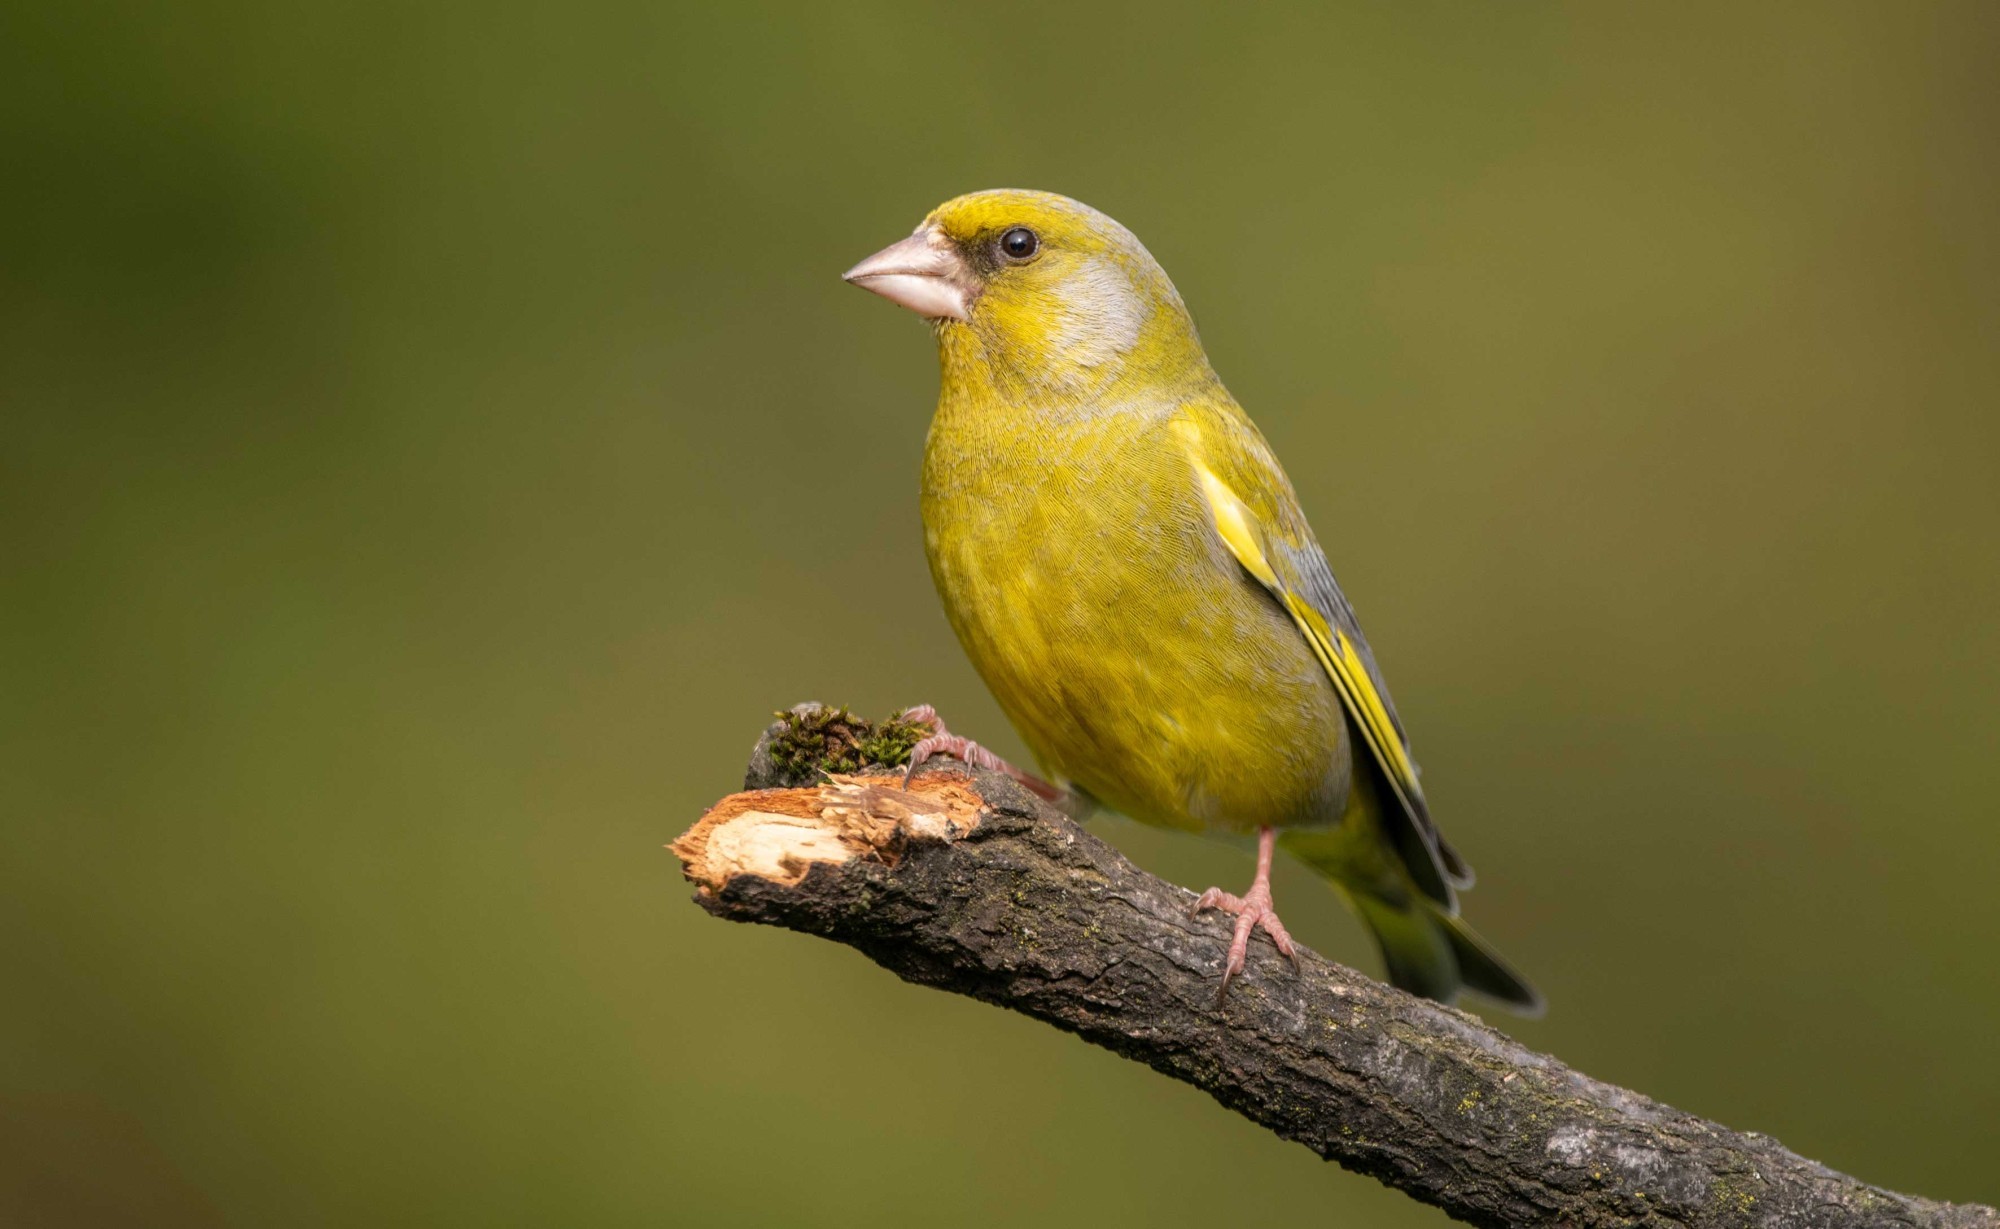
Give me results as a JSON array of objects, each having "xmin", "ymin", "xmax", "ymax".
[{"xmin": 842, "ymin": 227, "xmax": 974, "ymax": 322}]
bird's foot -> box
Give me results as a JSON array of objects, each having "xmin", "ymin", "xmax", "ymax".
[
  {"xmin": 898, "ymin": 706, "xmax": 1066, "ymax": 803},
  {"xmin": 1192, "ymin": 827, "xmax": 1300, "ymax": 1004}
]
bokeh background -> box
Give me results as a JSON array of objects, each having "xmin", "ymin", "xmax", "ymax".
[{"xmin": 5, "ymin": 2, "xmax": 1998, "ymax": 1224}]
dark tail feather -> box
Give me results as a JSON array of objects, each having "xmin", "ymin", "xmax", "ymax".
[
  {"xmin": 1348, "ymin": 891, "xmax": 1543, "ymax": 1016},
  {"xmin": 1439, "ymin": 910, "xmax": 1544, "ymax": 1016},
  {"xmin": 1278, "ymin": 819, "xmax": 1540, "ymax": 1014}
]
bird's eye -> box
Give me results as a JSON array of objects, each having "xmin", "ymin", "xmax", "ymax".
[{"xmin": 997, "ymin": 226, "xmax": 1040, "ymax": 262}]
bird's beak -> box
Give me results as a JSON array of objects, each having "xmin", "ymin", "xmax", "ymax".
[{"xmin": 842, "ymin": 226, "xmax": 974, "ymax": 322}]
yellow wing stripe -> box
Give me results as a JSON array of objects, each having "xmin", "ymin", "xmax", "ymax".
[
  {"xmin": 1191, "ymin": 457, "xmax": 1424, "ymax": 811},
  {"xmin": 1285, "ymin": 596, "xmax": 1421, "ymax": 798},
  {"xmin": 1193, "ymin": 462, "xmax": 1279, "ymax": 588}
]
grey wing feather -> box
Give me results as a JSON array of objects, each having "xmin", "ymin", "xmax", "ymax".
[{"xmin": 1271, "ymin": 535, "xmax": 1476, "ymax": 894}]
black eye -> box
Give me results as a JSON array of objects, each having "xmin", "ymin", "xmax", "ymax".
[{"xmin": 998, "ymin": 226, "xmax": 1039, "ymax": 262}]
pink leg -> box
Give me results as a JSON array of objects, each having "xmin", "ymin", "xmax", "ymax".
[
  {"xmin": 898, "ymin": 706, "xmax": 1066, "ymax": 803},
  {"xmin": 1192, "ymin": 827, "xmax": 1300, "ymax": 1004}
]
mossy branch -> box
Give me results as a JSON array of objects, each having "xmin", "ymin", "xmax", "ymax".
[
  {"xmin": 746, "ymin": 702, "xmax": 935, "ymax": 788},
  {"xmin": 672, "ymin": 704, "xmax": 1996, "ymax": 1229}
]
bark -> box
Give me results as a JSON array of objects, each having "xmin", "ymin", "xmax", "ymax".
[{"xmin": 668, "ymin": 708, "xmax": 1996, "ymax": 1229}]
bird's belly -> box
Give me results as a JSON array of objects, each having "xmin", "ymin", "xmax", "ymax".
[{"xmin": 924, "ymin": 488, "xmax": 1350, "ymax": 835}]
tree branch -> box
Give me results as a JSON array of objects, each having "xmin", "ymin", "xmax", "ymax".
[{"xmin": 670, "ymin": 706, "xmax": 1996, "ymax": 1229}]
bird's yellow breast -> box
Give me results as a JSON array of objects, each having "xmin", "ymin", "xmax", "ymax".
[{"xmin": 920, "ymin": 395, "xmax": 1351, "ymax": 834}]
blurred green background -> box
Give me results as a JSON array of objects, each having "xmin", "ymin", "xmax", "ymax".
[{"xmin": 5, "ymin": 2, "xmax": 1997, "ymax": 1224}]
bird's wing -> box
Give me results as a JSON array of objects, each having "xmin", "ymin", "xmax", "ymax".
[{"xmin": 1174, "ymin": 403, "xmax": 1470, "ymax": 908}]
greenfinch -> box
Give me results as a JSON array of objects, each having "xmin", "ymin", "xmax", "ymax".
[{"xmin": 844, "ymin": 189, "xmax": 1540, "ymax": 1013}]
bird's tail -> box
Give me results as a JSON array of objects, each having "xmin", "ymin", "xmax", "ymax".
[
  {"xmin": 1346, "ymin": 892, "xmax": 1543, "ymax": 1015},
  {"xmin": 1280, "ymin": 828, "xmax": 1543, "ymax": 1015}
]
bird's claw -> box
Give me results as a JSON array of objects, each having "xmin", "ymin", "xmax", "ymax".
[
  {"xmin": 897, "ymin": 704, "xmax": 943, "ymax": 731},
  {"xmin": 898, "ymin": 706, "xmax": 1066, "ymax": 802},
  {"xmin": 1193, "ymin": 878, "xmax": 1300, "ymax": 1004},
  {"xmin": 903, "ymin": 731, "xmax": 1012, "ymax": 786}
]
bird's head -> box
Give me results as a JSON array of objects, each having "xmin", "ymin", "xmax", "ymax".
[{"xmin": 844, "ymin": 189, "xmax": 1215, "ymax": 399}]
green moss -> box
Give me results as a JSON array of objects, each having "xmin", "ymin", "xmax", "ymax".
[
  {"xmin": 761, "ymin": 705, "xmax": 937, "ymax": 786},
  {"xmin": 856, "ymin": 713, "xmax": 932, "ymax": 768}
]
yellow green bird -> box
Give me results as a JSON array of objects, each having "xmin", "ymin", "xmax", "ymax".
[{"xmin": 843, "ymin": 189, "xmax": 1541, "ymax": 1013}]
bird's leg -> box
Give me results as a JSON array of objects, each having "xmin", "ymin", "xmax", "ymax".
[
  {"xmin": 1192, "ymin": 826, "xmax": 1301, "ymax": 1004},
  {"xmin": 898, "ymin": 705, "xmax": 1067, "ymax": 803}
]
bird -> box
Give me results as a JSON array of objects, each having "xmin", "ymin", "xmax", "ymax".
[{"xmin": 842, "ymin": 189, "xmax": 1541, "ymax": 1013}]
